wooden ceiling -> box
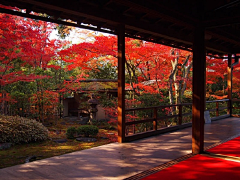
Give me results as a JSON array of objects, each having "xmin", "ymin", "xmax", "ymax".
[{"xmin": 1, "ymin": 0, "xmax": 240, "ymax": 55}]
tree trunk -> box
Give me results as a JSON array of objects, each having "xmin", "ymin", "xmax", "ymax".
[
  {"xmin": 168, "ymin": 55, "xmax": 178, "ymax": 115},
  {"xmin": 168, "ymin": 52, "xmax": 192, "ymax": 125}
]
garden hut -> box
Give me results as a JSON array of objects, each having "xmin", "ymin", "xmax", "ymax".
[{"xmin": 62, "ymin": 79, "xmax": 117, "ymax": 120}]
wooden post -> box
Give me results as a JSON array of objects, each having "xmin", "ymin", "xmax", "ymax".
[
  {"xmin": 192, "ymin": 1, "xmax": 206, "ymax": 153},
  {"xmin": 216, "ymin": 102, "xmax": 219, "ymax": 117},
  {"xmin": 133, "ymin": 110, "xmax": 136, "ymax": 134},
  {"xmin": 227, "ymin": 54, "xmax": 232, "ymax": 115},
  {"xmin": 153, "ymin": 107, "xmax": 157, "ymax": 131},
  {"xmin": 117, "ymin": 24, "xmax": 126, "ymax": 143},
  {"xmin": 179, "ymin": 105, "xmax": 182, "ymax": 125}
]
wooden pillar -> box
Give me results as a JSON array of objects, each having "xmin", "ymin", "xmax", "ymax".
[
  {"xmin": 192, "ymin": 24, "xmax": 206, "ymax": 154},
  {"xmin": 227, "ymin": 54, "xmax": 232, "ymax": 115},
  {"xmin": 117, "ymin": 24, "xmax": 126, "ymax": 143}
]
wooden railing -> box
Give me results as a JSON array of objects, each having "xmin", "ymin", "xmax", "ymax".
[
  {"xmin": 124, "ymin": 99, "xmax": 231, "ymax": 142},
  {"xmin": 206, "ymin": 99, "xmax": 230, "ymax": 120},
  {"xmin": 232, "ymin": 99, "xmax": 240, "ymax": 117}
]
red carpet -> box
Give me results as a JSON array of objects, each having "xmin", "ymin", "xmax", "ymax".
[
  {"xmin": 207, "ymin": 136, "xmax": 240, "ymax": 157},
  {"xmin": 141, "ymin": 154, "xmax": 240, "ymax": 180}
]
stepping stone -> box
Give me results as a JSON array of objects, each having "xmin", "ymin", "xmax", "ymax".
[
  {"xmin": 76, "ymin": 137, "xmax": 97, "ymax": 142},
  {"xmin": 53, "ymin": 139, "xmax": 67, "ymax": 143},
  {"xmin": 25, "ymin": 155, "xmax": 37, "ymax": 163}
]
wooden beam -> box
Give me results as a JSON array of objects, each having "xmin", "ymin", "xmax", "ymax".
[
  {"xmin": 1, "ymin": 1, "xmax": 195, "ymax": 45},
  {"xmin": 204, "ymin": 15, "xmax": 240, "ymax": 28},
  {"xmin": 206, "ymin": 29, "xmax": 240, "ymax": 48},
  {"xmin": 0, "ymin": 3, "xmax": 193, "ymax": 48},
  {"xmin": 192, "ymin": 1, "xmax": 206, "ymax": 154},
  {"xmin": 117, "ymin": 24, "xmax": 126, "ymax": 143},
  {"xmin": 228, "ymin": 54, "xmax": 232, "ymax": 115},
  {"xmin": 0, "ymin": 7, "xmax": 115, "ymax": 35},
  {"xmin": 113, "ymin": 0, "xmax": 196, "ymax": 28}
]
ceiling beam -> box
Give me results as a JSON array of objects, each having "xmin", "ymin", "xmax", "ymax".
[
  {"xmin": 1, "ymin": 0, "xmax": 195, "ymax": 45},
  {"xmin": 0, "ymin": 7, "xmax": 116, "ymax": 35},
  {"xmin": 206, "ymin": 30, "xmax": 240, "ymax": 47},
  {"xmin": 113, "ymin": 0, "xmax": 196, "ymax": 28},
  {"xmin": 213, "ymin": 0, "xmax": 240, "ymax": 11},
  {"xmin": 204, "ymin": 15, "xmax": 240, "ymax": 28},
  {"xmin": 0, "ymin": 0, "xmax": 235, "ymax": 54}
]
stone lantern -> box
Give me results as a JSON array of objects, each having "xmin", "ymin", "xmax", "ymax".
[{"xmin": 88, "ymin": 94, "xmax": 98, "ymax": 124}]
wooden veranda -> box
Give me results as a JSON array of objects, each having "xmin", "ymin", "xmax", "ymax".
[{"xmin": 1, "ymin": 0, "xmax": 240, "ymax": 155}]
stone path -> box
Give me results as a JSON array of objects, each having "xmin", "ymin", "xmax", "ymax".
[{"xmin": 1, "ymin": 117, "xmax": 240, "ymax": 180}]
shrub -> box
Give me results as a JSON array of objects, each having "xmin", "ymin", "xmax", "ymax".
[
  {"xmin": 0, "ymin": 115, "xmax": 48, "ymax": 144},
  {"xmin": 77, "ymin": 125, "xmax": 99, "ymax": 137},
  {"xmin": 66, "ymin": 127, "xmax": 77, "ymax": 139}
]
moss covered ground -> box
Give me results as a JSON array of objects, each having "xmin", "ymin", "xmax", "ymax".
[{"xmin": 0, "ymin": 119, "xmax": 117, "ymax": 169}]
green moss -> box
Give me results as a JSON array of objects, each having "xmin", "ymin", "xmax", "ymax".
[{"xmin": 0, "ymin": 118, "xmax": 117, "ymax": 169}]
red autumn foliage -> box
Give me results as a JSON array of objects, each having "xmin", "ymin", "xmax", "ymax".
[
  {"xmin": 0, "ymin": 9, "xmax": 64, "ymax": 87},
  {"xmin": 0, "ymin": 4, "xmax": 237, "ymax": 122}
]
